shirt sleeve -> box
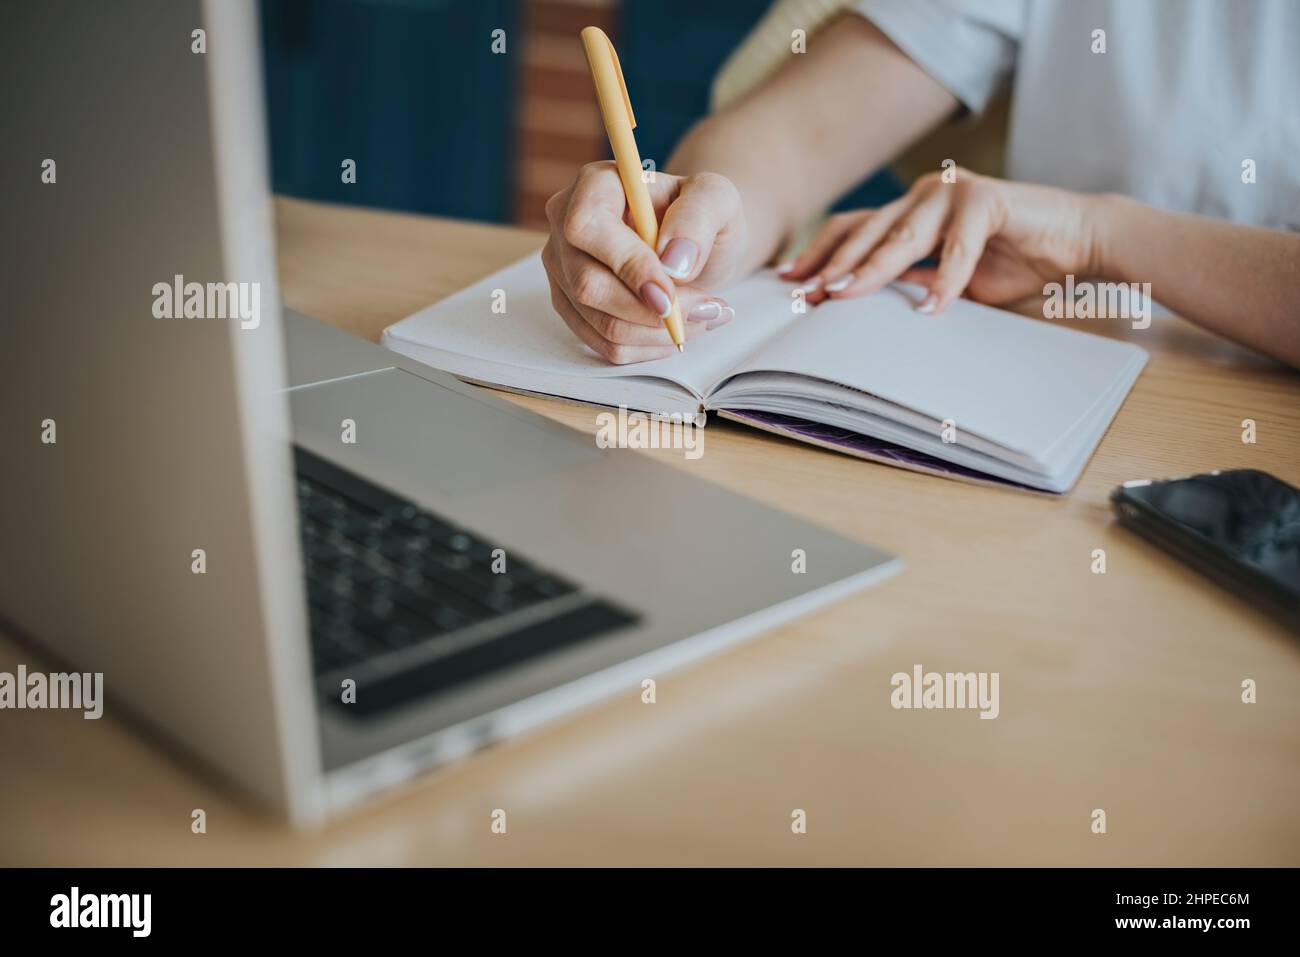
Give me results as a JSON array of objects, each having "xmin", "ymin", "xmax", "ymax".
[{"xmin": 853, "ymin": 0, "xmax": 1027, "ymax": 115}]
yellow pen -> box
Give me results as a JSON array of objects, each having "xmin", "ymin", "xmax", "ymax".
[{"xmin": 580, "ymin": 25, "xmax": 686, "ymax": 351}]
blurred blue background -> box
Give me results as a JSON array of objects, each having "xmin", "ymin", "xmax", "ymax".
[{"xmin": 259, "ymin": 0, "xmax": 899, "ymax": 227}]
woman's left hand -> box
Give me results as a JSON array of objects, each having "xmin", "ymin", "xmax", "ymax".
[{"xmin": 778, "ymin": 169, "xmax": 1101, "ymax": 313}]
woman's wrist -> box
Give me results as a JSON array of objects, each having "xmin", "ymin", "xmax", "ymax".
[
  {"xmin": 1083, "ymin": 191, "xmax": 1136, "ymax": 282},
  {"xmin": 669, "ymin": 118, "xmax": 800, "ymax": 275}
]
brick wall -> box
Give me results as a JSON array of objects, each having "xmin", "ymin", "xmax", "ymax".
[{"xmin": 513, "ymin": 0, "xmax": 616, "ymax": 228}]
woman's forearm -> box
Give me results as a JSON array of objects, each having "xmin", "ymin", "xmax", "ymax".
[
  {"xmin": 666, "ymin": 13, "xmax": 958, "ymax": 279},
  {"xmin": 1092, "ymin": 194, "xmax": 1300, "ymax": 366}
]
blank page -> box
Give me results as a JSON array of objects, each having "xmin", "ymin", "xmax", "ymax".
[
  {"xmin": 383, "ymin": 253, "xmax": 796, "ymax": 398},
  {"xmin": 722, "ymin": 281, "xmax": 1147, "ymax": 460}
]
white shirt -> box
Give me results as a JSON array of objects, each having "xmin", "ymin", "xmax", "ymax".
[{"xmin": 856, "ymin": 0, "xmax": 1300, "ymax": 231}]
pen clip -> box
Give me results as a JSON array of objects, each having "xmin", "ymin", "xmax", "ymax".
[{"xmin": 604, "ymin": 35, "xmax": 636, "ymax": 129}]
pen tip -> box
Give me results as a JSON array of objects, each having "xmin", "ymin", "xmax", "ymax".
[{"xmin": 676, "ymin": 344, "xmax": 684, "ymax": 352}]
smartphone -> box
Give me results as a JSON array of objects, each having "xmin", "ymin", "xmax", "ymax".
[{"xmin": 1111, "ymin": 469, "xmax": 1300, "ymax": 632}]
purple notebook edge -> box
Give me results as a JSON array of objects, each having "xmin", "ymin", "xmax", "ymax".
[{"xmin": 720, "ymin": 409, "xmax": 1054, "ymax": 495}]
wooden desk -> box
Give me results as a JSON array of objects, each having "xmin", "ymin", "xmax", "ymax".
[{"xmin": 3, "ymin": 197, "xmax": 1298, "ymax": 866}]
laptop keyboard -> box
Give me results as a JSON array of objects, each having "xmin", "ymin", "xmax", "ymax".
[{"xmin": 294, "ymin": 447, "xmax": 638, "ymax": 716}]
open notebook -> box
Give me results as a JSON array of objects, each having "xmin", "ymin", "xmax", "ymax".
[{"xmin": 382, "ymin": 253, "xmax": 1148, "ymax": 493}]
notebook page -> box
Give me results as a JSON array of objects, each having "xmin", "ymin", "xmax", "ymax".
[
  {"xmin": 717, "ymin": 281, "xmax": 1147, "ymax": 460},
  {"xmin": 383, "ymin": 253, "xmax": 797, "ymax": 399}
]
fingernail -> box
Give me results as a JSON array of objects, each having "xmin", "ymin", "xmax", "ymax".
[
  {"xmin": 825, "ymin": 275, "xmax": 853, "ymax": 293},
  {"xmin": 659, "ymin": 238, "xmax": 699, "ymax": 279},
  {"xmin": 686, "ymin": 300, "xmax": 723, "ymax": 323},
  {"xmin": 799, "ymin": 276, "xmax": 822, "ymax": 294},
  {"xmin": 917, "ymin": 294, "xmax": 937, "ymax": 314},
  {"xmin": 706, "ymin": 305, "xmax": 735, "ymax": 330},
  {"xmin": 775, "ymin": 260, "xmax": 796, "ymax": 275},
  {"xmin": 640, "ymin": 281, "xmax": 673, "ymax": 318}
]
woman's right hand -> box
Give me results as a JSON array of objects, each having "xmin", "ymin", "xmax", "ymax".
[{"xmin": 542, "ymin": 161, "xmax": 748, "ymax": 364}]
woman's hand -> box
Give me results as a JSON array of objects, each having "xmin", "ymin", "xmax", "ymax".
[
  {"xmin": 542, "ymin": 161, "xmax": 748, "ymax": 364},
  {"xmin": 778, "ymin": 170, "xmax": 1100, "ymax": 313}
]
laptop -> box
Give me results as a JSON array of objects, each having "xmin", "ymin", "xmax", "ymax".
[{"xmin": 0, "ymin": 0, "xmax": 899, "ymax": 825}]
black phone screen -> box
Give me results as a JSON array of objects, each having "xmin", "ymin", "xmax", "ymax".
[{"xmin": 1118, "ymin": 470, "xmax": 1300, "ymax": 599}]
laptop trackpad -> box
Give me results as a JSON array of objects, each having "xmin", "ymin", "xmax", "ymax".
[{"xmin": 289, "ymin": 368, "xmax": 598, "ymax": 498}]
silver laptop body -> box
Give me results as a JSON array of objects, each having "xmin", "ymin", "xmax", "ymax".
[{"xmin": 0, "ymin": 0, "xmax": 898, "ymax": 825}]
